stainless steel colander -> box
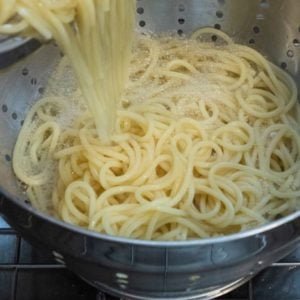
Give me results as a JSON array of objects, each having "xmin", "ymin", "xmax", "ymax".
[{"xmin": 0, "ymin": 1, "xmax": 299, "ymax": 299}]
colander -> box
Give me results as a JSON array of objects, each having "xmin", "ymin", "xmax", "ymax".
[{"xmin": 0, "ymin": 0, "xmax": 300, "ymax": 299}]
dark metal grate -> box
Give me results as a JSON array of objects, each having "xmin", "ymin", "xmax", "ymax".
[{"xmin": 0, "ymin": 216, "xmax": 299, "ymax": 300}]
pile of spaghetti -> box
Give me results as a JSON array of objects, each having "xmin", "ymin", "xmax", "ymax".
[{"xmin": 1, "ymin": 1, "xmax": 300, "ymax": 240}]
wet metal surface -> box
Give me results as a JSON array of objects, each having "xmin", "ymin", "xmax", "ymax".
[{"xmin": 0, "ymin": 215, "xmax": 299, "ymax": 300}]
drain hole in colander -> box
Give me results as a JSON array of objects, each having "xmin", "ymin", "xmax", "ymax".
[
  {"xmin": 211, "ymin": 35, "xmax": 218, "ymax": 42},
  {"xmin": 280, "ymin": 62, "xmax": 287, "ymax": 70},
  {"xmin": 260, "ymin": 0, "xmax": 270, "ymax": 9},
  {"xmin": 287, "ymin": 50, "xmax": 294, "ymax": 58},
  {"xmin": 1, "ymin": 104, "xmax": 8, "ymax": 113},
  {"xmin": 139, "ymin": 20, "xmax": 146, "ymax": 27},
  {"xmin": 5, "ymin": 154, "xmax": 11, "ymax": 162},
  {"xmin": 30, "ymin": 78, "xmax": 37, "ymax": 85},
  {"xmin": 216, "ymin": 11, "xmax": 223, "ymax": 19},
  {"xmin": 20, "ymin": 120, "xmax": 24, "ymax": 126},
  {"xmin": 22, "ymin": 68, "xmax": 29, "ymax": 76},
  {"xmin": 136, "ymin": 7, "xmax": 144, "ymax": 15},
  {"xmin": 256, "ymin": 14, "xmax": 264, "ymax": 20},
  {"xmin": 178, "ymin": 4, "xmax": 185, "ymax": 12},
  {"xmin": 249, "ymin": 39, "xmax": 255, "ymax": 44},
  {"xmin": 38, "ymin": 87, "xmax": 45, "ymax": 95},
  {"xmin": 253, "ymin": 26, "xmax": 260, "ymax": 34},
  {"xmin": 178, "ymin": 18, "xmax": 185, "ymax": 25},
  {"xmin": 293, "ymin": 39, "xmax": 300, "ymax": 47},
  {"xmin": 214, "ymin": 24, "xmax": 221, "ymax": 30},
  {"xmin": 12, "ymin": 112, "xmax": 18, "ymax": 120},
  {"xmin": 177, "ymin": 29, "xmax": 184, "ymax": 36}
]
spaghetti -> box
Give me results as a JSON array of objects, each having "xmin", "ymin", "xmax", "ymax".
[
  {"xmin": 0, "ymin": 0, "xmax": 136, "ymax": 142},
  {"xmin": 12, "ymin": 31, "xmax": 300, "ymax": 240}
]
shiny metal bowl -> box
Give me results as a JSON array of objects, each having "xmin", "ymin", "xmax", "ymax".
[{"xmin": 0, "ymin": 0, "xmax": 299, "ymax": 299}]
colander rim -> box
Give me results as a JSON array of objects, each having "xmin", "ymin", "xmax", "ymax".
[{"xmin": 0, "ymin": 187, "xmax": 299, "ymax": 247}]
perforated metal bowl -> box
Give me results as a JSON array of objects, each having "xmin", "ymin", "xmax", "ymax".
[{"xmin": 0, "ymin": 1, "xmax": 299, "ymax": 299}]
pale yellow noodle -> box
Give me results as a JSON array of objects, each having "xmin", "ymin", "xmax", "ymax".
[
  {"xmin": 3, "ymin": 13, "xmax": 299, "ymax": 240},
  {"xmin": 0, "ymin": 0, "xmax": 136, "ymax": 142}
]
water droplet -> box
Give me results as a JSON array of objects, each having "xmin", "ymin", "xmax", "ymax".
[
  {"xmin": 119, "ymin": 284, "xmax": 127, "ymax": 289},
  {"xmin": 22, "ymin": 68, "xmax": 29, "ymax": 76},
  {"xmin": 287, "ymin": 50, "xmax": 294, "ymax": 58},
  {"xmin": 293, "ymin": 39, "xmax": 300, "ymax": 47},
  {"xmin": 178, "ymin": 4, "xmax": 185, "ymax": 12},
  {"xmin": 189, "ymin": 275, "xmax": 201, "ymax": 281},
  {"xmin": 116, "ymin": 272, "xmax": 128, "ymax": 279},
  {"xmin": 260, "ymin": 0, "xmax": 270, "ymax": 9},
  {"xmin": 256, "ymin": 14, "xmax": 265, "ymax": 20},
  {"xmin": 216, "ymin": 247, "xmax": 228, "ymax": 259}
]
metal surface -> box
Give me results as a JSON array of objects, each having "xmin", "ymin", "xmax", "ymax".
[
  {"xmin": 1, "ymin": 215, "xmax": 299, "ymax": 300},
  {"xmin": 0, "ymin": 0, "xmax": 299, "ymax": 299},
  {"xmin": 0, "ymin": 36, "xmax": 40, "ymax": 68}
]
